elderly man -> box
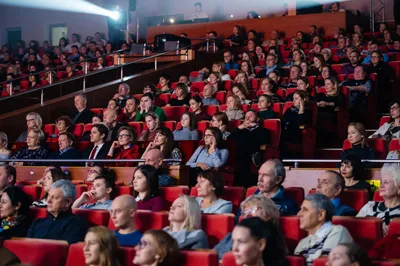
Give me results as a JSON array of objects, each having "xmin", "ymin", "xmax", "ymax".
[
  {"xmin": 0, "ymin": 165, "xmax": 16, "ymax": 197},
  {"xmin": 283, "ymin": 65, "xmax": 302, "ymax": 88},
  {"xmin": 238, "ymin": 159, "xmax": 298, "ymax": 216},
  {"xmin": 316, "ymin": 171, "xmax": 356, "ymax": 216},
  {"xmin": 113, "ymin": 83, "xmax": 131, "ymax": 108},
  {"xmin": 202, "ymin": 84, "xmax": 219, "ymax": 106},
  {"xmin": 103, "ymin": 108, "xmax": 128, "ymax": 141},
  {"xmin": 48, "ymin": 132, "xmax": 81, "ymax": 165},
  {"xmin": 135, "ymin": 93, "xmax": 166, "ymax": 122},
  {"xmin": 26, "ymin": 180, "xmax": 88, "ymax": 244},
  {"xmin": 142, "ymin": 149, "xmax": 174, "ymax": 186},
  {"xmin": 72, "ymin": 175, "xmax": 115, "ymax": 210},
  {"xmin": 69, "ymin": 94, "xmax": 94, "ymax": 124},
  {"xmin": 110, "ymin": 194, "xmax": 143, "ymax": 246},
  {"xmin": 295, "ymin": 194, "xmax": 353, "ymax": 265}
]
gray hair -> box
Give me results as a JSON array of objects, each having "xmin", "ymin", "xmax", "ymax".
[
  {"xmin": 26, "ymin": 112, "xmax": 43, "ymax": 129},
  {"xmin": 381, "ymin": 164, "xmax": 400, "ymax": 189},
  {"xmin": 119, "ymin": 83, "xmax": 130, "ymax": 91},
  {"xmin": 325, "ymin": 170, "xmax": 345, "ymax": 196},
  {"xmin": 322, "ymin": 48, "xmax": 332, "ymax": 58},
  {"xmin": 270, "ymin": 159, "xmax": 286, "ymax": 185},
  {"xmin": 76, "ymin": 93, "xmax": 87, "ymax": 102},
  {"xmin": 51, "ymin": 179, "xmax": 77, "ymax": 200},
  {"xmin": 304, "ymin": 194, "xmax": 334, "ymax": 222},
  {"xmin": 240, "ymin": 195, "xmax": 280, "ymax": 226},
  {"xmin": 0, "ymin": 131, "xmax": 8, "ymax": 144}
]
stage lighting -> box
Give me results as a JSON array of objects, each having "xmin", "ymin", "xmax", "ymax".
[
  {"xmin": 110, "ymin": 10, "xmax": 120, "ymax": 20},
  {"xmin": 169, "ymin": 18, "xmax": 175, "ymax": 23}
]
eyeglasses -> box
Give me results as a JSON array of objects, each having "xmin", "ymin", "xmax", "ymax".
[
  {"xmin": 371, "ymin": 56, "xmax": 380, "ymax": 59},
  {"xmin": 242, "ymin": 206, "xmax": 260, "ymax": 216},
  {"xmin": 118, "ymin": 134, "xmax": 131, "ymax": 138},
  {"xmin": 88, "ymin": 169, "xmax": 100, "ymax": 175},
  {"xmin": 26, "ymin": 118, "xmax": 35, "ymax": 122},
  {"xmin": 390, "ymin": 105, "xmax": 399, "ymax": 111}
]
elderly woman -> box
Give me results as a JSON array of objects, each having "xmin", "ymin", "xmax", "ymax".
[
  {"xmin": 214, "ymin": 195, "xmax": 284, "ymax": 260},
  {"xmin": 107, "ymin": 126, "xmax": 140, "ymax": 167},
  {"xmin": 370, "ymin": 101, "xmax": 400, "ymax": 141},
  {"xmin": 0, "ymin": 186, "xmax": 32, "ymax": 238},
  {"xmin": 16, "ymin": 112, "xmax": 42, "ymax": 142},
  {"xmin": 11, "ymin": 128, "xmax": 49, "ymax": 166},
  {"xmin": 357, "ymin": 164, "xmax": 400, "ymax": 235},
  {"xmin": 0, "ymin": 132, "xmax": 11, "ymax": 164},
  {"xmin": 164, "ymin": 194, "xmax": 208, "ymax": 249},
  {"xmin": 194, "ymin": 170, "xmax": 232, "ymax": 214}
]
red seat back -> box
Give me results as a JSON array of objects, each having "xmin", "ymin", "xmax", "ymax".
[
  {"xmin": 197, "ymin": 121, "xmax": 210, "ymax": 136},
  {"xmin": 245, "ymin": 186, "xmax": 258, "ymax": 197},
  {"xmin": 373, "ymin": 190, "xmax": 384, "ymax": 201},
  {"xmin": 116, "ymin": 186, "xmax": 133, "ymax": 196},
  {"xmin": 215, "ymin": 91, "xmax": 227, "ymax": 105},
  {"xmin": 29, "ymin": 207, "xmax": 48, "ymax": 220},
  {"xmin": 332, "ymin": 217, "xmax": 382, "ymax": 250},
  {"xmin": 341, "ymin": 189, "xmax": 369, "ymax": 211},
  {"xmin": 285, "ymin": 187, "xmax": 305, "ymax": 208},
  {"xmin": 228, "ymin": 69, "xmax": 238, "ymax": 79},
  {"xmin": 90, "ymin": 108, "xmax": 103, "ymax": 116},
  {"xmin": 20, "ymin": 185, "xmax": 42, "ymax": 201},
  {"xmin": 202, "ymin": 105, "xmax": 219, "ymax": 117},
  {"xmin": 379, "ymin": 116, "xmax": 390, "ymax": 127},
  {"xmin": 72, "ymin": 124, "xmax": 84, "ymax": 137},
  {"xmin": 280, "ymin": 216, "xmax": 307, "ymax": 253},
  {"xmin": 160, "ymin": 120, "xmax": 176, "ymax": 131},
  {"xmin": 389, "ymin": 139, "xmax": 400, "ymax": 151},
  {"xmin": 157, "ymin": 93, "xmax": 170, "ymax": 106},
  {"xmin": 4, "ymin": 239, "xmax": 69, "ymax": 266},
  {"xmin": 387, "ymin": 218, "xmax": 400, "ymax": 236},
  {"xmin": 72, "ymin": 209, "xmax": 110, "ymax": 227},
  {"xmin": 190, "ymin": 81, "xmax": 206, "ymax": 92},
  {"xmin": 43, "ymin": 124, "xmax": 55, "ymax": 136},
  {"xmin": 159, "ymin": 186, "xmax": 189, "ymax": 208},
  {"xmin": 262, "ymin": 119, "xmax": 281, "ymax": 147},
  {"xmin": 162, "ymin": 106, "xmax": 188, "ymax": 121},
  {"xmin": 177, "ymin": 140, "xmax": 199, "ymax": 161},
  {"xmin": 343, "ymin": 139, "xmax": 387, "ymax": 159},
  {"xmin": 182, "ymin": 250, "xmax": 219, "ymax": 266},
  {"xmin": 128, "ymin": 122, "xmax": 143, "ymax": 135},
  {"xmin": 201, "ymin": 214, "xmax": 235, "ymax": 247}
]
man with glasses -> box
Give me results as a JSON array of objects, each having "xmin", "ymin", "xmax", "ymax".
[
  {"xmin": 223, "ymin": 50, "xmax": 239, "ymax": 70},
  {"xmin": 256, "ymin": 53, "xmax": 279, "ymax": 78},
  {"xmin": 113, "ymin": 83, "xmax": 131, "ymax": 108},
  {"xmin": 102, "ymin": 108, "xmax": 128, "ymax": 141},
  {"xmin": 362, "ymin": 41, "xmax": 389, "ymax": 64}
]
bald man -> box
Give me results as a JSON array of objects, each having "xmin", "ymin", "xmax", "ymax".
[
  {"xmin": 142, "ymin": 149, "xmax": 175, "ymax": 186},
  {"xmin": 102, "ymin": 108, "xmax": 127, "ymax": 141},
  {"xmin": 110, "ymin": 195, "xmax": 143, "ymax": 247}
]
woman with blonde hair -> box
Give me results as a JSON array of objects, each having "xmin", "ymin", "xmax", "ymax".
[
  {"xmin": 163, "ymin": 194, "xmax": 208, "ymax": 249},
  {"xmin": 133, "ymin": 229, "xmax": 182, "ymax": 266},
  {"xmin": 16, "ymin": 112, "xmax": 43, "ymax": 142},
  {"xmin": 83, "ymin": 226, "xmax": 121, "ymax": 266},
  {"xmin": 224, "ymin": 95, "xmax": 244, "ymax": 121},
  {"xmin": 11, "ymin": 128, "xmax": 49, "ymax": 166}
]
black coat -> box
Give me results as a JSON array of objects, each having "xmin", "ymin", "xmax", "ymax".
[
  {"xmin": 108, "ymin": 122, "xmax": 129, "ymax": 141},
  {"xmin": 48, "ymin": 148, "xmax": 82, "ymax": 166},
  {"xmin": 81, "ymin": 142, "xmax": 112, "ymax": 160},
  {"xmin": 69, "ymin": 108, "xmax": 94, "ymax": 124}
]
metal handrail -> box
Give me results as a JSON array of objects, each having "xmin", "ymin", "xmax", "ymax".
[
  {"xmin": 1, "ymin": 159, "xmax": 181, "ymax": 163},
  {"xmin": 283, "ymin": 159, "xmax": 400, "ymax": 168}
]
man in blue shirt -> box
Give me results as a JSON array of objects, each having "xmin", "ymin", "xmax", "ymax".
[
  {"xmin": 255, "ymin": 53, "xmax": 279, "ymax": 78},
  {"xmin": 223, "ymin": 50, "xmax": 239, "ymax": 70},
  {"xmin": 237, "ymin": 159, "xmax": 298, "ymax": 217},
  {"xmin": 202, "ymin": 84, "xmax": 219, "ymax": 106},
  {"xmin": 362, "ymin": 41, "xmax": 389, "ymax": 64},
  {"xmin": 110, "ymin": 195, "xmax": 143, "ymax": 247},
  {"xmin": 316, "ymin": 170, "xmax": 356, "ymax": 216},
  {"xmin": 27, "ymin": 180, "xmax": 88, "ymax": 244}
]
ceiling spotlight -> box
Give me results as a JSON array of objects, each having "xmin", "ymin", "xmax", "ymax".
[
  {"xmin": 230, "ymin": 14, "xmax": 234, "ymax": 18},
  {"xmin": 110, "ymin": 10, "xmax": 120, "ymax": 20},
  {"xmin": 169, "ymin": 18, "xmax": 175, "ymax": 23}
]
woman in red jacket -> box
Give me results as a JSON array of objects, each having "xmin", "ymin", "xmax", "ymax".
[{"xmin": 106, "ymin": 126, "xmax": 140, "ymax": 166}]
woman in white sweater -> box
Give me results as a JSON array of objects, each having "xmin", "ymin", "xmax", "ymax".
[{"xmin": 370, "ymin": 101, "xmax": 400, "ymax": 141}]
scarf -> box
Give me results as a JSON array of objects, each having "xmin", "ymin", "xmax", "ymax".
[{"xmin": 0, "ymin": 215, "xmax": 25, "ymax": 232}]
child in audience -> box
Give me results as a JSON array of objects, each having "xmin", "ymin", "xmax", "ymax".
[{"xmin": 138, "ymin": 112, "xmax": 160, "ymax": 141}]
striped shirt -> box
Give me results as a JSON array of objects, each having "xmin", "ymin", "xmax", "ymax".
[{"xmin": 357, "ymin": 201, "xmax": 400, "ymax": 235}]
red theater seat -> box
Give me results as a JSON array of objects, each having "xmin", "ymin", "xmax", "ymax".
[
  {"xmin": 20, "ymin": 185, "xmax": 42, "ymax": 201},
  {"xmin": 387, "ymin": 218, "xmax": 400, "ymax": 236},
  {"xmin": 116, "ymin": 186, "xmax": 133, "ymax": 196},
  {"xmin": 160, "ymin": 186, "xmax": 189, "ymax": 207},
  {"xmin": 4, "ymin": 239, "xmax": 69, "ymax": 266},
  {"xmin": 280, "ymin": 216, "xmax": 307, "ymax": 253},
  {"xmin": 29, "ymin": 207, "xmax": 48, "ymax": 220},
  {"xmin": 341, "ymin": 189, "xmax": 369, "ymax": 212},
  {"xmin": 162, "ymin": 106, "xmax": 188, "ymax": 121},
  {"xmin": 177, "ymin": 140, "xmax": 199, "ymax": 161},
  {"xmin": 182, "ymin": 250, "xmax": 219, "ymax": 266},
  {"xmin": 190, "ymin": 81, "xmax": 206, "ymax": 92},
  {"xmin": 332, "ymin": 217, "xmax": 382, "ymax": 250},
  {"xmin": 223, "ymin": 80, "xmax": 233, "ymax": 90},
  {"xmin": 228, "ymin": 69, "xmax": 238, "ymax": 79},
  {"xmin": 373, "ymin": 190, "xmax": 384, "ymax": 201},
  {"xmin": 72, "ymin": 209, "xmax": 110, "ymax": 227},
  {"xmin": 389, "ymin": 139, "xmax": 400, "ymax": 151},
  {"xmin": 201, "ymin": 214, "xmax": 235, "ymax": 247},
  {"xmin": 157, "ymin": 93, "xmax": 170, "ymax": 106},
  {"xmin": 72, "ymin": 123, "xmax": 84, "ymax": 137},
  {"xmin": 90, "ymin": 108, "xmax": 103, "ymax": 116},
  {"xmin": 128, "ymin": 122, "xmax": 143, "ymax": 135},
  {"xmin": 223, "ymin": 253, "xmax": 305, "ymax": 266},
  {"xmin": 160, "ymin": 120, "xmax": 176, "ymax": 131},
  {"xmin": 197, "ymin": 121, "xmax": 210, "ymax": 135},
  {"xmin": 216, "ymin": 91, "xmax": 227, "ymax": 104},
  {"xmin": 43, "ymin": 124, "xmax": 55, "ymax": 136},
  {"xmin": 314, "ymin": 258, "xmax": 398, "ymax": 266}
]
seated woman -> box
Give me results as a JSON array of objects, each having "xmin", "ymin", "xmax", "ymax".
[
  {"xmin": 281, "ymin": 90, "xmax": 312, "ymax": 144},
  {"xmin": 300, "ymin": 60, "xmax": 310, "ymax": 77},
  {"xmin": 107, "ymin": 126, "xmax": 140, "ymax": 166},
  {"xmin": 65, "ymin": 64, "xmax": 76, "ymax": 77},
  {"xmin": 258, "ymin": 95, "xmax": 277, "ymax": 120},
  {"xmin": 208, "ymin": 72, "xmax": 223, "ymax": 93},
  {"xmin": 173, "ymin": 112, "xmax": 200, "ymax": 141},
  {"xmin": 255, "ymin": 45, "xmax": 265, "ymax": 62},
  {"xmin": 32, "ymin": 168, "xmax": 68, "ymax": 207},
  {"xmin": 316, "ymin": 76, "xmax": 345, "ymax": 119},
  {"xmin": 83, "ymin": 226, "xmax": 121, "ymax": 266},
  {"xmin": 186, "ymin": 127, "xmax": 229, "ymax": 170},
  {"xmin": 107, "ymin": 99, "xmax": 125, "ymax": 122},
  {"xmin": 143, "ymin": 83, "xmax": 159, "ymax": 95},
  {"xmin": 239, "ymin": 60, "xmax": 255, "ymax": 79},
  {"xmin": 224, "ymin": 95, "xmax": 244, "ymax": 121},
  {"xmin": 0, "ymin": 132, "xmax": 12, "ymax": 164},
  {"xmin": 49, "ymin": 116, "xmax": 72, "ymax": 140},
  {"xmin": 352, "ymin": 33, "xmax": 364, "ymax": 48},
  {"xmin": 211, "ymin": 62, "xmax": 231, "ymax": 81},
  {"xmin": 328, "ymin": 244, "xmax": 371, "ymax": 266},
  {"xmin": 138, "ymin": 112, "xmax": 160, "ymax": 141},
  {"xmin": 231, "ymin": 83, "xmax": 251, "ymax": 105},
  {"xmin": 142, "ymin": 127, "xmax": 182, "ymax": 166},
  {"xmin": 225, "ymin": 25, "xmax": 244, "ymax": 47},
  {"xmin": 268, "ymin": 70, "xmax": 282, "ymax": 87},
  {"xmin": 164, "ymin": 194, "xmax": 208, "ymax": 249},
  {"xmin": 11, "ymin": 128, "xmax": 49, "ymax": 166},
  {"xmin": 370, "ymin": 102, "xmax": 400, "ymax": 141},
  {"xmin": 357, "ymin": 164, "xmax": 400, "ymax": 236},
  {"xmin": 340, "ymin": 122, "xmax": 376, "ymax": 162},
  {"xmin": 259, "ymin": 77, "xmax": 281, "ymax": 103},
  {"xmin": 234, "ymin": 72, "xmax": 250, "ymax": 92},
  {"xmin": 167, "ymin": 83, "xmax": 190, "ymax": 107},
  {"xmin": 247, "ymin": 39, "xmax": 256, "ymax": 53},
  {"xmin": 159, "ymin": 74, "xmax": 172, "ymax": 94},
  {"xmin": 231, "ymin": 217, "xmax": 288, "ymax": 266},
  {"xmin": 93, "ymin": 56, "xmax": 105, "ymax": 70},
  {"xmin": 215, "ymin": 195, "xmax": 283, "ymax": 260},
  {"xmin": 241, "ymin": 52, "xmax": 257, "ymax": 69},
  {"xmin": 132, "ymin": 165, "xmax": 167, "ymax": 211},
  {"xmin": 123, "ymin": 97, "xmax": 139, "ymax": 122},
  {"xmin": 189, "ymin": 95, "xmax": 211, "ymax": 123},
  {"xmin": 16, "ymin": 112, "xmax": 42, "ymax": 142},
  {"xmin": 284, "ymin": 49, "xmax": 305, "ymax": 68},
  {"xmin": 316, "ymin": 65, "xmax": 336, "ymax": 88},
  {"xmin": 211, "ymin": 112, "xmax": 231, "ymax": 140},
  {"xmin": 340, "ymin": 154, "xmax": 371, "ymax": 195},
  {"xmin": 28, "ymin": 73, "xmax": 41, "ymax": 89},
  {"xmin": 133, "ymin": 230, "xmax": 182, "ymax": 266},
  {"xmin": 309, "ymin": 54, "xmax": 326, "ymax": 77},
  {"xmin": 195, "ymin": 170, "xmax": 232, "ymax": 214}
]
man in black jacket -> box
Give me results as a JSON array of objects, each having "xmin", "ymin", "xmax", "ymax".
[
  {"xmin": 81, "ymin": 124, "xmax": 111, "ymax": 163},
  {"xmin": 48, "ymin": 132, "xmax": 81, "ymax": 166},
  {"xmin": 103, "ymin": 109, "xmax": 128, "ymax": 141},
  {"xmin": 69, "ymin": 94, "xmax": 93, "ymax": 124}
]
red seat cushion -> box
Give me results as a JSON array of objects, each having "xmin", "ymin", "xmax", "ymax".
[
  {"xmin": 72, "ymin": 209, "xmax": 110, "ymax": 227},
  {"xmin": 162, "ymin": 106, "xmax": 188, "ymax": 121},
  {"xmin": 20, "ymin": 185, "xmax": 42, "ymax": 201},
  {"xmin": 182, "ymin": 250, "xmax": 218, "ymax": 266},
  {"xmin": 280, "ymin": 216, "xmax": 307, "ymax": 253},
  {"xmin": 201, "ymin": 214, "xmax": 235, "ymax": 247},
  {"xmin": 160, "ymin": 186, "xmax": 189, "ymax": 207}
]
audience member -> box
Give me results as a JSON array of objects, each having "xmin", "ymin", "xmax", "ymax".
[
  {"xmin": 362, "ymin": 41, "xmax": 389, "ymax": 64},
  {"xmin": 164, "ymin": 194, "xmax": 208, "ymax": 249},
  {"xmin": 339, "ymin": 154, "xmax": 371, "ymax": 192},
  {"xmin": 16, "ymin": 112, "xmax": 42, "ymax": 142},
  {"xmin": 225, "ymin": 25, "xmax": 244, "ymax": 47},
  {"xmin": 295, "ymin": 194, "xmax": 353, "ymax": 265},
  {"xmin": 123, "ymin": 97, "xmax": 139, "ymax": 122},
  {"xmin": 83, "ymin": 226, "xmax": 121, "ymax": 266},
  {"xmin": 328, "ymin": 244, "xmax": 371, "ymax": 266},
  {"xmin": 231, "ymin": 217, "xmax": 288, "ymax": 266},
  {"xmin": 370, "ymin": 101, "xmax": 400, "ymax": 141},
  {"xmin": 283, "ymin": 65, "xmax": 302, "ymax": 88},
  {"xmin": 189, "ymin": 95, "xmax": 211, "ymax": 122},
  {"xmin": 70, "ymin": 94, "xmax": 94, "ymax": 124},
  {"xmin": 132, "ymin": 165, "xmax": 167, "ymax": 211},
  {"xmin": 32, "ymin": 168, "xmax": 68, "ymax": 207},
  {"xmin": 258, "ymin": 95, "xmax": 277, "ymax": 119},
  {"xmin": 106, "ymin": 126, "xmax": 140, "ymax": 166},
  {"xmin": 142, "ymin": 148, "xmax": 175, "ymax": 186},
  {"xmin": 202, "ymin": 84, "xmax": 219, "ymax": 106},
  {"xmin": 48, "ymin": 132, "xmax": 81, "ymax": 165},
  {"xmin": 11, "ymin": 128, "xmax": 49, "ymax": 166},
  {"xmin": 0, "ymin": 186, "xmax": 32, "ymax": 238},
  {"xmin": 210, "ymin": 112, "xmax": 231, "ymax": 140},
  {"xmin": 224, "ymin": 95, "xmax": 244, "ymax": 120},
  {"xmin": 138, "ymin": 112, "xmax": 160, "ymax": 142},
  {"xmin": 316, "ymin": 171, "xmax": 356, "ymax": 216},
  {"xmin": 340, "ymin": 123, "xmax": 376, "ymax": 163},
  {"xmin": 159, "ymin": 74, "xmax": 172, "ymax": 94},
  {"xmin": 310, "ymin": 54, "xmax": 326, "ymax": 77},
  {"xmin": 285, "ymin": 49, "xmax": 305, "ymax": 68},
  {"xmin": 72, "ymin": 175, "xmax": 115, "ymax": 210},
  {"xmin": 208, "ymin": 72, "xmax": 223, "ymax": 93},
  {"xmin": 113, "ymin": 83, "xmax": 130, "ymax": 108},
  {"xmin": 195, "ymin": 170, "xmax": 232, "ymax": 214},
  {"xmin": 321, "ymin": 48, "xmax": 334, "ymax": 65},
  {"xmin": 256, "ymin": 53, "xmax": 279, "ymax": 78},
  {"xmin": 81, "ymin": 124, "xmax": 112, "ymax": 161},
  {"xmin": 133, "ymin": 229, "xmax": 182, "ymax": 266},
  {"xmin": 110, "ymin": 195, "xmax": 142, "ymax": 247},
  {"xmin": 0, "ymin": 165, "xmax": 16, "ymax": 198},
  {"xmin": 357, "ymin": 164, "xmax": 400, "ymax": 235},
  {"xmin": 102, "ymin": 108, "xmax": 128, "ymax": 141},
  {"xmin": 135, "ymin": 93, "xmax": 167, "ymax": 122},
  {"xmin": 27, "ymin": 180, "xmax": 88, "ymax": 244},
  {"xmin": 341, "ymin": 50, "xmax": 361, "ymax": 77},
  {"xmin": 167, "ymin": 83, "xmax": 190, "ymax": 107},
  {"xmin": 173, "ymin": 112, "xmax": 200, "ymax": 141},
  {"xmin": 231, "ymin": 83, "xmax": 251, "ymax": 105},
  {"xmin": 86, "ymin": 165, "xmax": 114, "ymax": 183},
  {"xmin": 368, "ymin": 230, "xmax": 400, "ymax": 259},
  {"xmin": 223, "ymin": 50, "xmax": 239, "ymax": 71},
  {"xmin": 0, "ymin": 132, "xmax": 11, "ymax": 164},
  {"xmin": 259, "ymin": 77, "xmax": 281, "ymax": 103}
]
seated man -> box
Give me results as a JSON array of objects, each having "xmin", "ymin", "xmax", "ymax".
[
  {"xmin": 103, "ymin": 108, "xmax": 128, "ymax": 141},
  {"xmin": 256, "ymin": 53, "xmax": 279, "ymax": 78},
  {"xmin": 0, "ymin": 165, "xmax": 16, "ymax": 197},
  {"xmin": 341, "ymin": 49, "xmax": 361, "ymax": 77},
  {"xmin": 135, "ymin": 93, "xmax": 166, "ymax": 122},
  {"xmin": 362, "ymin": 41, "xmax": 389, "ymax": 64},
  {"xmin": 283, "ymin": 65, "xmax": 302, "ymax": 88},
  {"xmin": 142, "ymin": 148, "xmax": 175, "ymax": 186},
  {"xmin": 72, "ymin": 175, "xmax": 116, "ymax": 210},
  {"xmin": 27, "ymin": 180, "xmax": 88, "ymax": 244},
  {"xmin": 48, "ymin": 132, "xmax": 81, "ymax": 166},
  {"xmin": 69, "ymin": 94, "xmax": 94, "ymax": 124},
  {"xmin": 223, "ymin": 50, "xmax": 239, "ymax": 71},
  {"xmin": 238, "ymin": 159, "xmax": 298, "ymax": 215},
  {"xmin": 178, "ymin": 75, "xmax": 191, "ymax": 92},
  {"xmin": 110, "ymin": 194, "xmax": 143, "ymax": 246},
  {"xmin": 295, "ymin": 194, "xmax": 353, "ymax": 266},
  {"xmin": 202, "ymin": 84, "xmax": 219, "ymax": 106},
  {"xmin": 113, "ymin": 83, "xmax": 131, "ymax": 108},
  {"xmin": 316, "ymin": 170, "xmax": 356, "ymax": 216},
  {"xmin": 81, "ymin": 124, "xmax": 111, "ymax": 161}
]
